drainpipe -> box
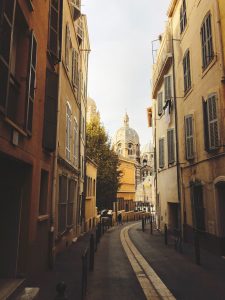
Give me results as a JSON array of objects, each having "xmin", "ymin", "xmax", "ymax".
[
  {"xmin": 215, "ymin": 1, "xmax": 225, "ymax": 82},
  {"xmin": 171, "ymin": 29, "xmax": 182, "ymax": 234}
]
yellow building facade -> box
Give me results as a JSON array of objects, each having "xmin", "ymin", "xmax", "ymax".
[
  {"xmin": 155, "ymin": 0, "xmax": 225, "ymax": 254},
  {"xmin": 85, "ymin": 157, "xmax": 97, "ymax": 231},
  {"xmin": 117, "ymin": 157, "xmax": 136, "ymax": 211}
]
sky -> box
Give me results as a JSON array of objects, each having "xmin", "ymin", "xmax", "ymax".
[{"xmin": 82, "ymin": 0, "xmax": 171, "ymax": 147}]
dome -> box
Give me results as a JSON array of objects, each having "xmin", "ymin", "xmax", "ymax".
[
  {"xmin": 87, "ymin": 97, "xmax": 100, "ymax": 123},
  {"xmin": 141, "ymin": 142, "xmax": 154, "ymax": 155}
]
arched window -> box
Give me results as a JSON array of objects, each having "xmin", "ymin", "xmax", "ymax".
[{"xmin": 128, "ymin": 143, "xmax": 133, "ymax": 155}]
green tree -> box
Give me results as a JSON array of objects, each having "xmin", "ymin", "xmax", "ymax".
[{"xmin": 86, "ymin": 117, "xmax": 121, "ymax": 211}]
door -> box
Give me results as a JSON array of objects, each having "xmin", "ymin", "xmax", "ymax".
[
  {"xmin": 216, "ymin": 182, "xmax": 225, "ymax": 255},
  {"xmin": 0, "ymin": 183, "xmax": 21, "ymax": 278}
]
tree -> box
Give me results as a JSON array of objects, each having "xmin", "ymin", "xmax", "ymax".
[{"xmin": 86, "ymin": 117, "xmax": 121, "ymax": 210}]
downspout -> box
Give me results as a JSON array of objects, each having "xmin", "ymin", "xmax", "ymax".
[
  {"xmin": 215, "ymin": 1, "xmax": 225, "ymax": 81},
  {"xmin": 171, "ymin": 29, "xmax": 182, "ymax": 234}
]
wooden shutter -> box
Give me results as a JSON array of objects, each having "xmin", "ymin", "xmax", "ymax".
[
  {"xmin": 42, "ymin": 69, "xmax": 58, "ymax": 152},
  {"xmin": 190, "ymin": 182, "xmax": 205, "ymax": 231},
  {"xmin": 49, "ymin": 0, "xmax": 59, "ymax": 59},
  {"xmin": 202, "ymin": 98, "xmax": 209, "ymax": 151},
  {"xmin": 185, "ymin": 115, "xmax": 194, "ymax": 159},
  {"xmin": 58, "ymin": 175, "xmax": 67, "ymax": 233},
  {"xmin": 159, "ymin": 138, "xmax": 164, "ymax": 168},
  {"xmin": 167, "ymin": 129, "xmax": 175, "ymax": 164},
  {"xmin": 164, "ymin": 76, "xmax": 171, "ymax": 102},
  {"xmin": 67, "ymin": 179, "xmax": 75, "ymax": 227},
  {"xmin": 65, "ymin": 23, "xmax": 70, "ymax": 70},
  {"xmin": 158, "ymin": 92, "xmax": 163, "ymax": 116},
  {"xmin": 0, "ymin": 0, "xmax": 16, "ymax": 110},
  {"xmin": 207, "ymin": 95, "xmax": 219, "ymax": 149},
  {"xmin": 26, "ymin": 31, "xmax": 37, "ymax": 134}
]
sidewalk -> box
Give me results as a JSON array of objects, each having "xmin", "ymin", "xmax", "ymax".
[
  {"xmin": 20, "ymin": 231, "xmax": 92, "ymax": 300},
  {"xmin": 129, "ymin": 222, "xmax": 225, "ymax": 300}
]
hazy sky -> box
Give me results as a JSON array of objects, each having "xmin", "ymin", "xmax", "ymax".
[{"xmin": 82, "ymin": 0, "xmax": 171, "ymax": 147}]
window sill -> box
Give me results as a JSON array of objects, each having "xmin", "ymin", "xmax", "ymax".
[
  {"xmin": 37, "ymin": 214, "xmax": 49, "ymax": 222},
  {"xmin": 5, "ymin": 117, "xmax": 28, "ymax": 137},
  {"xmin": 202, "ymin": 56, "xmax": 217, "ymax": 79}
]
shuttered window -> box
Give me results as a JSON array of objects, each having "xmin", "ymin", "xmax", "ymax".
[
  {"xmin": 167, "ymin": 129, "xmax": 175, "ymax": 164},
  {"xmin": 185, "ymin": 115, "xmax": 194, "ymax": 160},
  {"xmin": 201, "ymin": 13, "xmax": 214, "ymax": 70},
  {"xmin": 158, "ymin": 92, "xmax": 163, "ymax": 116},
  {"xmin": 180, "ymin": 0, "xmax": 187, "ymax": 34},
  {"xmin": 58, "ymin": 175, "xmax": 67, "ymax": 234},
  {"xmin": 26, "ymin": 31, "xmax": 37, "ymax": 134},
  {"xmin": 159, "ymin": 138, "xmax": 164, "ymax": 168},
  {"xmin": 42, "ymin": 69, "xmax": 58, "ymax": 152},
  {"xmin": 190, "ymin": 182, "xmax": 205, "ymax": 231},
  {"xmin": 49, "ymin": 0, "xmax": 60, "ymax": 59},
  {"xmin": 203, "ymin": 94, "xmax": 219, "ymax": 151},
  {"xmin": 183, "ymin": 49, "xmax": 191, "ymax": 93},
  {"xmin": 65, "ymin": 23, "xmax": 70, "ymax": 71},
  {"xmin": 164, "ymin": 76, "xmax": 172, "ymax": 102},
  {"xmin": 67, "ymin": 179, "xmax": 76, "ymax": 227},
  {"xmin": 73, "ymin": 117, "xmax": 79, "ymax": 167},
  {"xmin": 0, "ymin": 0, "xmax": 16, "ymax": 111},
  {"xmin": 66, "ymin": 103, "xmax": 71, "ymax": 160},
  {"xmin": 72, "ymin": 48, "xmax": 79, "ymax": 87}
]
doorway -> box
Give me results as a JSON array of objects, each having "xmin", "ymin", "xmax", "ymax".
[{"xmin": 216, "ymin": 182, "xmax": 225, "ymax": 255}]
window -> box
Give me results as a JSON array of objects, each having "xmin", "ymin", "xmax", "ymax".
[
  {"xmin": 183, "ymin": 49, "xmax": 191, "ymax": 93},
  {"xmin": 164, "ymin": 75, "xmax": 172, "ymax": 102},
  {"xmin": 180, "ymin": 0, "xmax": 187, "ymax": 34},
  {"xmin": 158, "ymin": 92, "xmax": 163, "ymax": 116},
  {"xmin": 58, "ymin": 176, "xmax": 77, "ymax": 233},
  {"xmin": 128, "ymin": 143, "xmax": 133, "ymax": 155},
  {"xmin": 73, "ymin": 117, "xmax": 79, "ymax": 167},
  {"xmin": 93, "ymin": 179, "xmax": 96, "ymax": 196},
  {"xmin": 39, "ymin": 170, "xmax": 48, "ymax": 216},
  {"xmin": 117, "ymin": 143, "xmax": 122, "ymax": 154},
  {"xmin": 49, "ymin": 0, "xmax": 60, "ymax": 59},
  {"xmin": 201, "ymin": 13, "xmax": 214, "ymax": 70},
  {"xmin": 65, "ymin": 23, "xmax": 70, "ymax": 70},
  {"xmin": 26, "ymin": 31, "xmax": 37, "ymax": 134},
  {"xmin": 72, "ymin": 48, "xmax": 79, "ymax": 87},
  {"xmin": 185, "ymin": 115, "xmax": 194, "ymax": 159},
  {"xmin": 190, "ymin": 182, "xmax": 205, "ymax": 231},
  {"xmin": 66, "ymin": 103, "xmax": 71, "ymax": 160},
  {"xmin": 167, "ymin": 129, "xmax": 175, "ymax": 164},
  {"xmin": 203, "ymin": 94, "xmax": 219, "ymax": 151},
  {"xmin": 159, "ymin": 138, "xmax": 164, "ymax": 168}
]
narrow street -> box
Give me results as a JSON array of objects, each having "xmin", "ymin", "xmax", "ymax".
[{"xmin": 86, "ymin": 222, "xmax": 225, "ymax": 300}]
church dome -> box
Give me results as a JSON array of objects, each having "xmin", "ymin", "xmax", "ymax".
[
  {"xmin": 113, "ymin": 113, "xmax": 140, "ymax": 160},
  {"xmin": 141, "ymin": 142, "xmax": 154, "ymax": 155}
]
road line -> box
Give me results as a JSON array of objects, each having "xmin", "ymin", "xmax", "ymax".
[{"xmin": 120, "ymin": 223, "xmax": 176, "ymax": 300}]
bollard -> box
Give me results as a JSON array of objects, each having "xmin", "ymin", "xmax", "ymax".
[
  {"xmin": 142, "ymin": 217, "xmax": 145, "ymax": 232},
  {"xmin": 81, "ymin": 248, "xmax": 88, "ymax": 299},
  {"xmin": 164, "ymin": 224, "xmax": 168, "ymax": 245},
  {"xmin": 89, "ymin": 234, "xmax": 95, "ymax": 271},
  {"xmin": 194, "ymin": 230, "xmax": 200, "ymax": 265},
  {"xmin": 127, "ymin": 215, "xmax": 128, "ymax": 223},
  {"xmin": 150, "ymin": 216, "xmax": 153, "ymax": 235},
  {"xmin": 55, "ymin": 281, "xmax": 67, "ymax": 300},
  {"xmin": 95, "ymin": 228, "xmax": 98, "ymax": 251}
]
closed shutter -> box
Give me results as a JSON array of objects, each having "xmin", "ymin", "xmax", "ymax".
[
  {"xmin": 164, "ymin": 76, "xmax": 172, "ymax": 102},
  {"xmin": 67, "ymin": 179, "xmax": 75, "ymax": 227},
  {"xmin": 158, "ymin": 92, "xmax": 163, "ymax": 116},
  {"xmin": 185, "ymin": 115, "xmax": 194, "ymax": 159},
  {"xmin": 26, "ymin": 31, "xmax": 37, "ymax": 134},
  {"xmin": 72, "ymin": 48, "xmax": 78, "ymax": 87},
  {"xmin": 49, "ymin": 0, "xmax": 59, "ymax": 59},
  {"xmin": 202, "ymin": 98, "xmax": 209, "ymax": 151},
  {"xmin": 207, "ymin": 95, "xmax": 219, "ymax": 149},
  {"xmin": 58, "ymin": 175, "xmax": 67, "ymax": 233},
  {"xmin": 159, "ymin": 138, "xmax": 164, "ymax": 168},
  {"xmin": 0, "ymin": 0, "xmax": 16, "ymax": 110},
  {"xmin": 167, "ymin": 129, "xmax": 175, "ymax": 164},
  {"xmin": 42, "ymin": 69, "xmax": 58, "ymax": 152},
  {"xmin": 65, "ymin": 23, "xmax": 70, "ymax": 70},
  {"xmin": 190, "ymin": 182, "xmax": 205, "ymax": 231}
]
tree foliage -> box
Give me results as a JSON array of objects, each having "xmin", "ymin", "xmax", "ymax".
[{"xmin": 86, "ymin": 117, "xmax": 121, "ymax": 210}]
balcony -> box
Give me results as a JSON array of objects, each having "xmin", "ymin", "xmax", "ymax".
[
  {"xmin": 76, "ymin": 19, "xmax": 83, "ymax": 45},
  {"xmin": 152, "ymin": 25, "xmax": 173, "ymax": 98},
  {"xmin": 70, "ymin": 0, "xmax": 81, "ymax": 21}
]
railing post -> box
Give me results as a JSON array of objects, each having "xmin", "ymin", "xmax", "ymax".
[
  {"xmin": 164, "ymin": 224, "xmax": 168, "ymax": 245},
  {"xmin": 89, "ymin": 234, "xmax": 95, "ymax": 271},
  {"xmin": 150, "ymin": 215, "xmax": 153, "ymax": 235},
  {"xmin": 55, "ymin": 282, "xmax": 67, "ymax": 300}
]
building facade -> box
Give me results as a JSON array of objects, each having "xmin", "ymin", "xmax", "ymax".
[
  {"xmin": 152, "ymin": 0, "xmax": 225, "ymax": 254},
  {"xmin": 0, "ymin": 0, "xmax": 59, "ymax": 284}
]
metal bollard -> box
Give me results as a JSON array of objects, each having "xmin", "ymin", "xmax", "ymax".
[
  {"xmin": 89, "ymin": 234, "xmax": 95, "ymax": 271},
  {"xmin": 142, "ymin": 217, "xmax": 145, "ymax": 232},
  {"xmin": 164, "ymin": 224, "xmax": 168, "ymax": 245},
  {"xmin": 55, "ymin": 281, "xmax": 67, "ymax": 300},
  {"xmin": 150, "ymin": 216, "xmax": 153, "ymax": 235},
  {"xmin": 194, "ymin": 230, "xmax": 200, "ymax": 265}
]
